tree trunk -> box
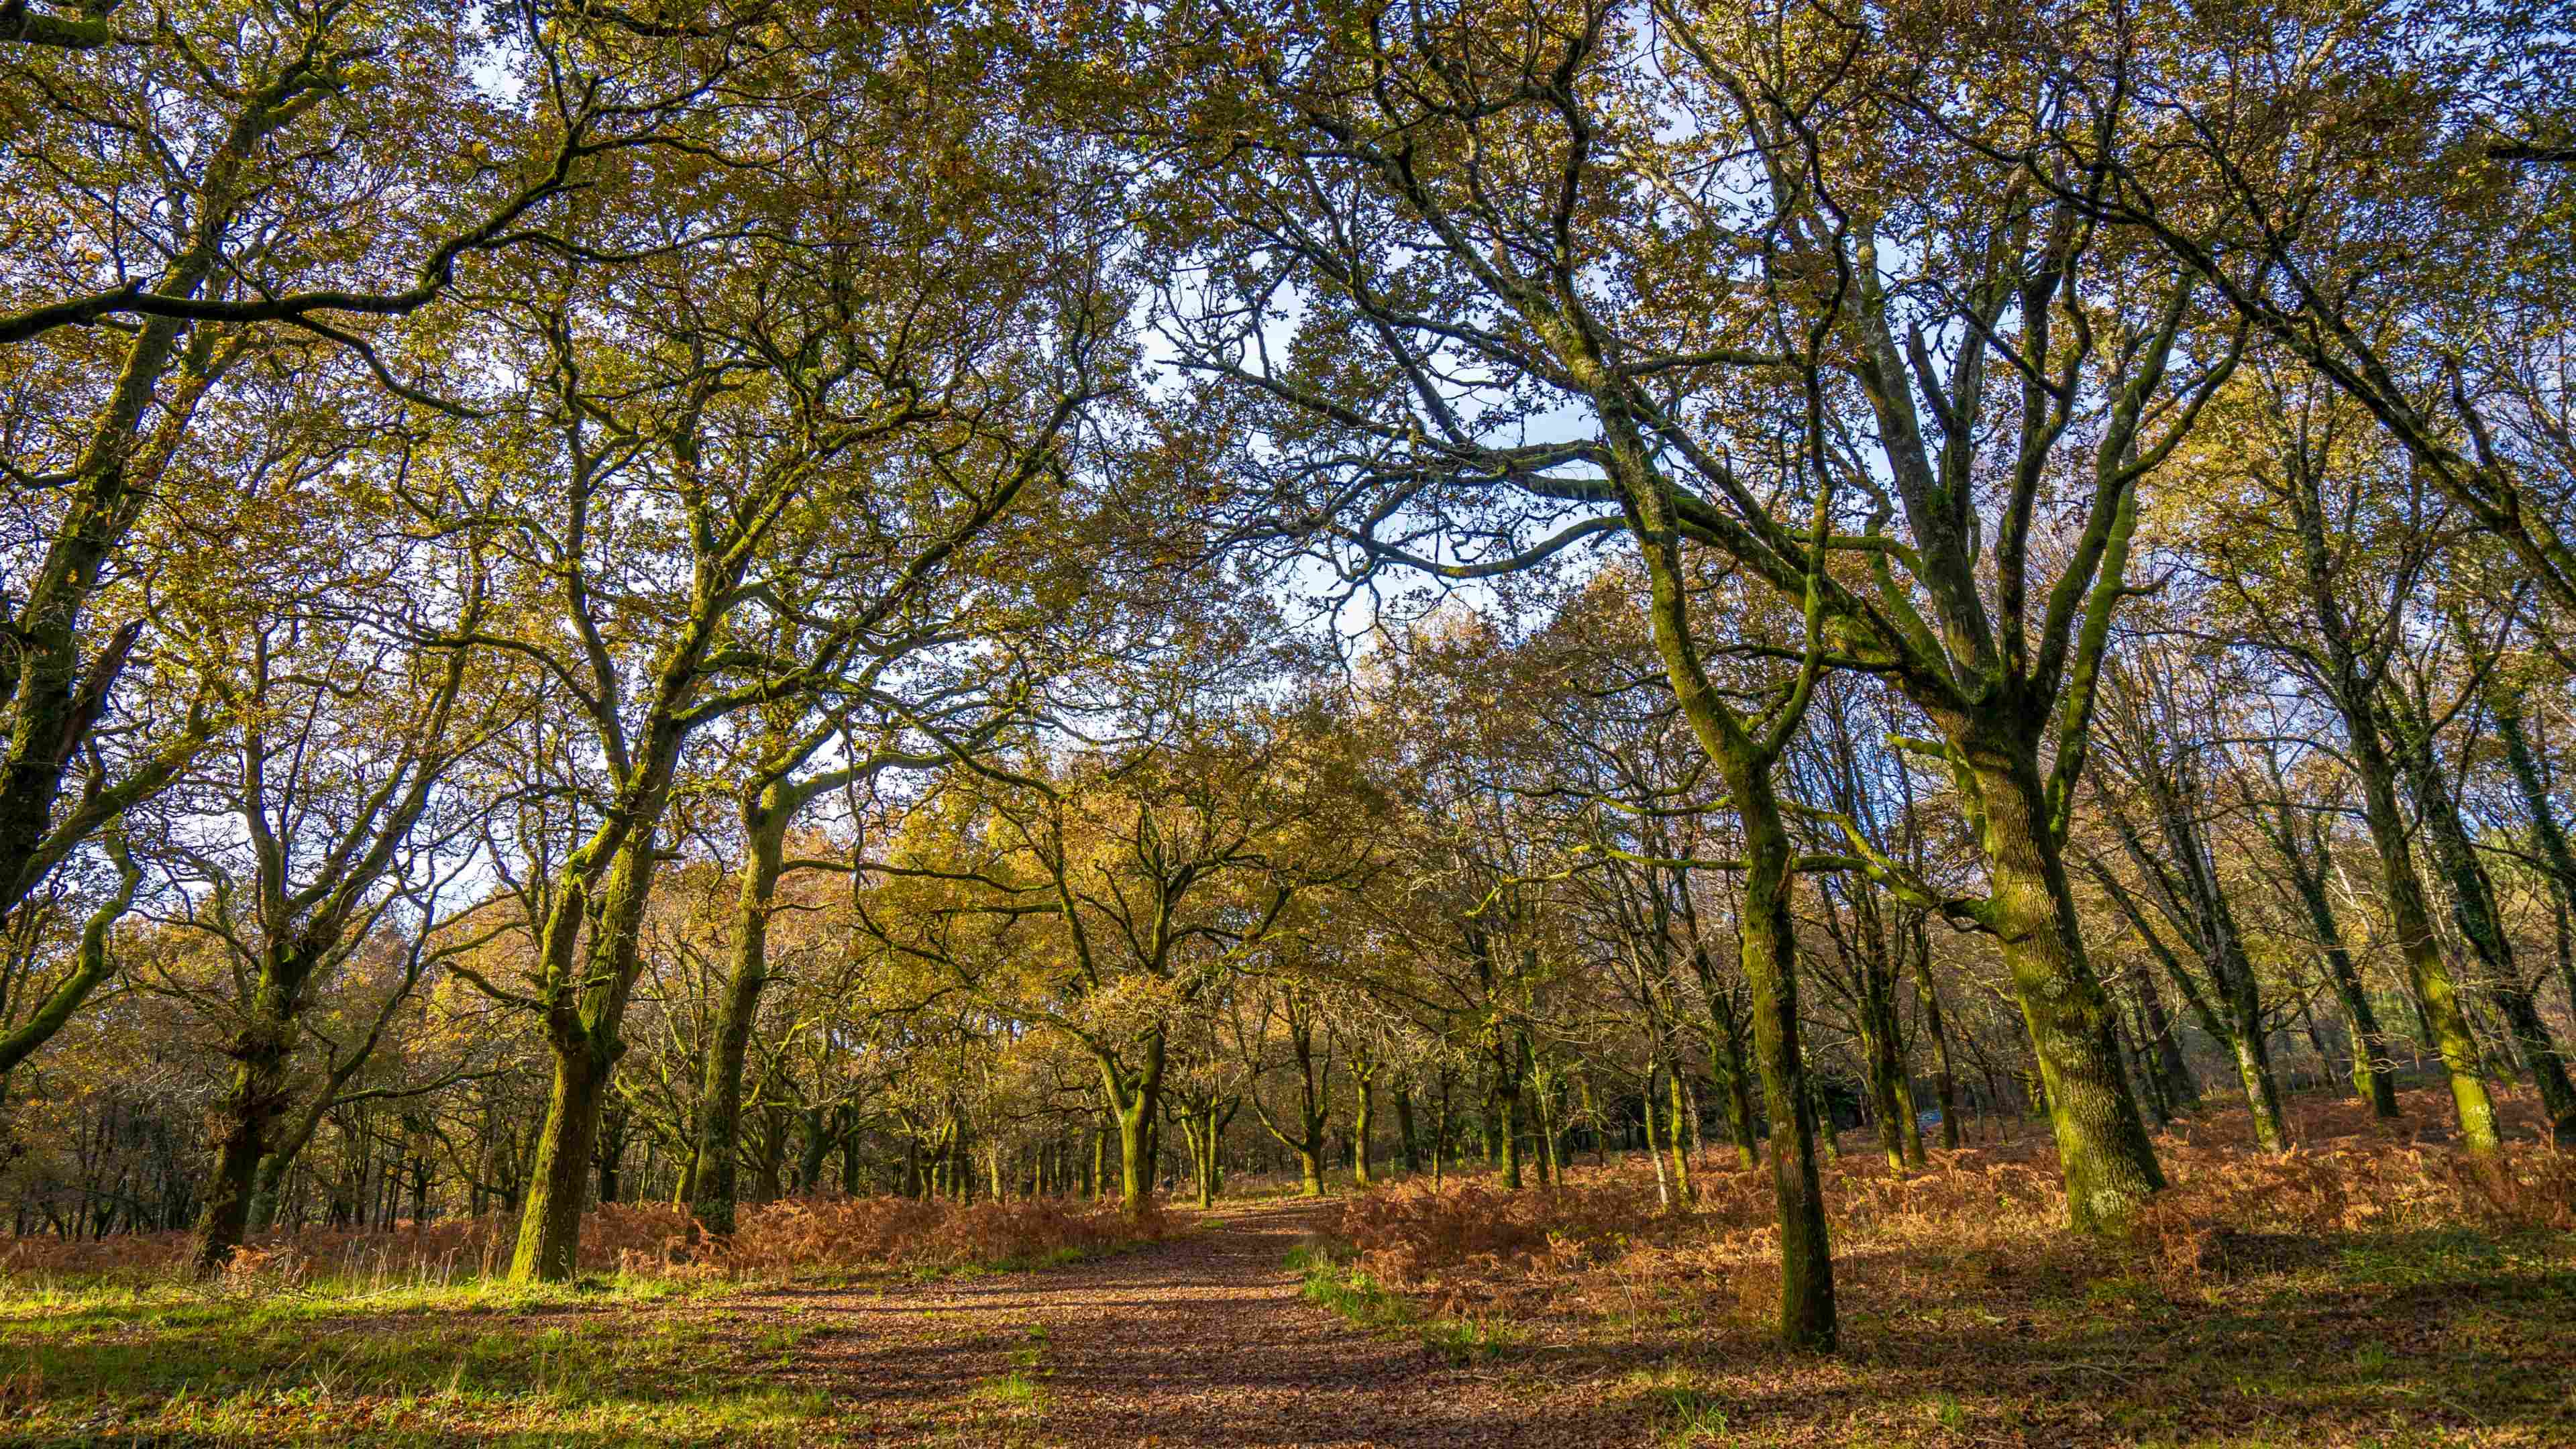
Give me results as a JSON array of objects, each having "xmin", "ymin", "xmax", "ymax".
[
  {"xmin": 511, "ymin": 816, "xmax": 664, "ymax": 1281},
  {"xmin": 1393, "ymin": 1083, "xmax": 1420, "ymax": 1174},
  {"xmin": 2496, "ymin": 705, "xmax": 2576, "ymax": 1022},
  {"xmin": 692, "ymin": 794, "xmax": 788, "ymax": 1235},
  {"xmin": 2134, "ymin": 959, "xmax": 2200, "ymax": 1113},
  {"xmin": 596, "ymin": 1115, "xmax": 627, "ymax": 1207},
  {"xmin": 193, "ymin": 943, "xmax": 318, "ymax": 1275},
  {"xmin": 2401, "ymin": 714, "xmax": 2576, "ymax": 1140},
  {"xmin": 1350, "ymin": 1065, "xmax": 1375, "ymax": 1189},
  {"xmin": 2286, "ymin": 843, "xmax": 2397, "ymax": 1116},
  {"xmin": 1492, "ymin": 1063, "xmax": 1523, "ymax": 1190},
  {"xmin": 509, "ymin": 1034, "xmax": 612, "ymax": 1282},
  {"xmin": 1643, "ymin": 1064, "xmax": 1672, "ymax": 1212},
  {"xmin": 1714, "ymin": 1011, "xmax": 1760, "ymax": 1169},
  {"xmin": 1861, "ymin": 1003, "xmax": 1915, "ymax": 1173},
  {"xmin": 1108, "ymin": 1031, "xmax": 1167, "ymax": 1216},
  {"xmin": 1968, "ymin": 752, "xmax": 2167, "ymax": 1230},
  {"xmin": 192, "ymin": 1024, "xmax": 292, "ymax": 1275},
  {"xmin": 1663, "ymin": 1057, "xmax": 1695, "ymax": 1203},
  {"xmin": 1733, "ymin": 774, "xmax": 1836, "ymax": 1350},
  {"xmin": 2347, "ymin": 720, "xmax": 2501, "ymax": 1150},
  {"xmin": 1915, "ymin": 955, "xmax": 1964, "ymax": 1150}
]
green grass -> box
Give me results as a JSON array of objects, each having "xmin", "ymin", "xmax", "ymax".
[
  {"xmin": 972, "ymin": 1370, "xmax": 1042, "ymax": 1409},
  {"xmin": 1628, "ymin": 1368, "xmax": 1733, "ymax": 1445},
  {"xmin": 0, "ymin": 1273, "xmax": 842, "ymax": 1446},
  {"xmin": 1288, "ymin": 1245, "xmax": 1521, "ymax": 1364},
  {"xmin": 0, "ymin": 1273, "xmax": 714, "ymax": 1350}
]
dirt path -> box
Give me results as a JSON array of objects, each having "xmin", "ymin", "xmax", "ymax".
[{"xmin": 729, "ymin": 1200, "xmax": 1626, "ymax": 1446}]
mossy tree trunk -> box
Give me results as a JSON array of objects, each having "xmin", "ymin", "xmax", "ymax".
[
  {"xmin": 690, "ymin": 788, "xmax": 789, "ymax": 1236},
  {"xmin": 2395, "ymin": 703, "xmax": 2576, "ymax": 1140},
  {"xmin": 1102, "ymin": 1029, "xmax": 1170, "ymax": 1216},
  {"xmin": 1348, "ymin": 1044, "xmax": 1377, "ymax": 1189},
  {"xmin": 1611, "ymin": 446, "xmax": 1836, "ymax": 1350},
  {"xmin": 512, "ymin": 822, "xmax": 665, "ymax": 1282},
  {"xmin": 1962, "ymin": 747, "xmax": 2167, "ymax": 1230},
  {"xmin": 2349, "ymin": 728, "xmax": 2501, "ymax": 1150}
]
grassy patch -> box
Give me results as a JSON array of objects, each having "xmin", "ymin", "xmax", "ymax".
[
  {"xmin": 0, "ymin": 1273, "xmax": 855, "ymax": 1446},
  {"xmin": 972, "ymin": 1370, "xmax": 1042, "ymax": 1409},
  {"xmin": 1290, "ymin": 1246, "xmax": 1521, "ymax": 1365},
  {"xmin": 1628, "ymin": 1368, "xmax": 1734, "ymax": 1445}
]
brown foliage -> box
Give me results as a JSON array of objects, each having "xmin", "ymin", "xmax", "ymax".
[
  {"xmin": 1326, "ymin": 1091, "xmax": 2574, "ymax": 1309},
  {"xmin": 0, "ymin": 1195, "xmax": 1177, "ymax": 1292},
  {"xmin": 704, "ymin": 1195, "xmax": 1179, "ymax": 1279}
]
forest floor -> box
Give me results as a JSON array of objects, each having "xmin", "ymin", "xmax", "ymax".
[
  {"xmin": 4, "ymin": 1106, "xmax": 2575, "ymax": 1446},
  {"xmin": 0, "ymin": 1200, "xmax": 1599, "ymax": 1447}
]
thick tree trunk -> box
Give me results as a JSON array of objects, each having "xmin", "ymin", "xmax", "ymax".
[
  {"xmin": 510, "ymin": 1034, "xmax": 612, "ymax": 1281},
  {"xmin": 193, "ymin": 941, "xmax": 325, "ymax": 1275},
  {"xmin": 193, "ymin": 1023, "xmax": 292, "ymax": 1275},
  {"xmin": 1970, "ymin": 753, "xmax": 2165, "ymax": 1230},
  {"xmin": 1108, "ymin": 1031, "xmax": 1167, "ymax": 1216},
  {"xmin": 511, "ymin": 814, "xmax": 664, "ymax": 1281},
  {"xmin": 1734, "ymin": 775, "xmax": 1836, "ymax": 1350}
]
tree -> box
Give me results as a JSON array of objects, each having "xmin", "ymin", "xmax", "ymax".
[
  {"xmin": 2186, "ymin": 364, "xmax": 2502, "ymax": 1150},
  {"xmin": 863, "ymin": 680, "xmax": 1375, "ymax": 1214},
  {"xmin": 462, "ymin": 180, "xmax": 1108, "ymax": 1279},
  {"xmin": 2085, "ymin": 636, "xmax": 2290, "ymax": 1150},
  {"xmin": 154, "ymin": 531, "xmax": 500, "ymax": 1271},
  {"xmin": 1156, "ymin": 0, "xmax": 2251, "ymax": 1249}
]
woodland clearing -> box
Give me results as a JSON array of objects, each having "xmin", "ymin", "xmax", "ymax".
[{"xmin": 3, "ymin": 1092, "xmax": 2569, "ymax": 1448}]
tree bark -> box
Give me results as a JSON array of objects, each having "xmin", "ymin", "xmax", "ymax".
[
  {"xmin": 2397, "ymin": 709, "xmax": 2576, "ymax": 1140},
  {"xmin": 509, "ymin": 1033, "xmax": 612, "ymax": 1281},
  {"xmin": 2346, "ymin": 720, "xmax": 2502, "ymax": 1150},
  {"xmin": 691, "ymin": 790, "xmax": 789, "ymax": 1235},
  {"xmin": 1968, "ymin": 751, "xmax": 2167, "ymax": 1230}
]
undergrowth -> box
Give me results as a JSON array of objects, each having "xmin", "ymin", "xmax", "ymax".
[
  {"xmin": 1324, "ymin": 1088, "xmax": 2576, "ymax": 1300},
  {"xmin": 1307, "ymin": 1088, "xmax": 2576, "ymax": 1446},
  {"xmin": 0, "ymin": 1192, "xmax": 1181, "ymax": 1303},
  {"xmin": 1289, "ymin": 1240, "xmax": 1521, "ymax": 1364}
]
